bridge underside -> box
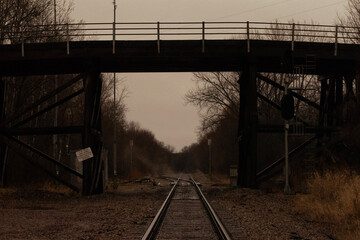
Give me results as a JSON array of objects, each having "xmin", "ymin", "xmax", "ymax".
[
  {"xmin": 0, "ymin": 40, "xmax": 359, "ymax": 76},
  {"xmin": 0, "ymin": 39, "xmax": 359, "ymax": 191}
]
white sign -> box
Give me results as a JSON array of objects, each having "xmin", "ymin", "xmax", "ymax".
[{"xmin": 75, "ymin": 147, "xmax": 94, "ymax": 162}]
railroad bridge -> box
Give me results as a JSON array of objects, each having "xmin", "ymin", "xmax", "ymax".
[{"xmin": 0, "ymin": 21, "xmax": 359, "ymax": 194}]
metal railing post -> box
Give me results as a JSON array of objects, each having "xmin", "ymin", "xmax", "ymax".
[
  {"xmin": 291, "ymin": 23, "xmax": 295, "ymax": 52},
  {"xmin": 157, "ymin": 22, "xmax": 160, "ymax": 54},
  {"xmin": 66, "ymin": 23, "xmax": 70, "ymax": 55},
  {"xmin": 247, "ymin": 21, "xmax": 250, "ymax": 53},
  {"xmin": 21, "ymin": 30, "xmax": 24, "ymax": 57},
  {"xmin": 202, "ymin": 21, "xmax": 205, "ymax": 53},
  {"xmin": 112, "ymin": 22, "xmax": 116, "ymax": 54},
  {"xmin": 334, "ymin": 25, "xmax": 338, "ymax": 56}
]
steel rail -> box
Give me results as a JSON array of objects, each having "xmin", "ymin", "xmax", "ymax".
[
  {"xmin": 190, "ymin": 176, "xmax": 232, "ymax": 240},
  {"xmin": 141, "ymin": 177, "xmax": 180, "ymax": 240}
]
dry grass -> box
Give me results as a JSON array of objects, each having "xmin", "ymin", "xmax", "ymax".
[
  {"xmin": 295, "ymin": 170, "xmax": 360, "ymax": 239},
  {"xmin": 0, "ymin": 187, "xmax": 16, "ymax": 195},
  {"xmin": 39, "ymin": 182, "xmax": 78, "ymax": 196},
  {"xmin": 211, "ymin": 173, "xmax": 231, "ymax": 185}
]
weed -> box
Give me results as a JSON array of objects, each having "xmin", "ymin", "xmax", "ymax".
[{"xmin": 295, "ymin": 170, "xmax": 360, "ymax": 239}]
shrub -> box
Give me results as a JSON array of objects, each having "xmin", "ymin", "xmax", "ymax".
[{"xmin": 295, "ymin": 170, "xmax": 360, "ymax": 239}]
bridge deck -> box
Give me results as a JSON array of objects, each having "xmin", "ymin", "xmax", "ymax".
[{"xmin": 0, "ymin": 39, "xmax": 359, "ymax": 76}]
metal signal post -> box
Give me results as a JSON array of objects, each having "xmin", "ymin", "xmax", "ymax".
[{"xmin": 284, "ymin": 82, "xmax": 291, "ymax": 194}]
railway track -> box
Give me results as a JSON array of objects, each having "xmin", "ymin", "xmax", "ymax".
[{"xmin": 142, "ymin": 176, "xmax": 232, "ymax": 240}]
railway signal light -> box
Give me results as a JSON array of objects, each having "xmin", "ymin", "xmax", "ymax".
[{"xmin": 281, "ymin": 94, "xmax": 294, "ymax": 120}]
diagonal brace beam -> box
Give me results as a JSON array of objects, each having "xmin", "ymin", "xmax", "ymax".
[
  {"xmin": 4, "ymin": 138, "xmax": 80, "ymax": 192},
  {"xmin": 257, "ymin": 92, "xmax": 311, "ymax": 126},
  {"xmin": 1, "ymin": 74, "xmax": 85, "ymax": 127},
  {"xmin": 0, "ymin": 135, "xmax": 83, "ymax": 178},
  {"xmin": 256, "ymin": 135, "xmax": 316, "ymax": 181},
  {"xmin": 12, "ymin": 88, "xmax": 84, "ymax": 128},
  {"xmin": 2, "ymin": 126, "xmax": 83, "ymax": 136},
  {"xmin": 257, "ymin": 73, "xmax": 321, "ymax": 110}
]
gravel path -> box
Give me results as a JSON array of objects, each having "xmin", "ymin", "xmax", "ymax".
[
  {"xmin": 0, "ymin": 179, "xmax": 171, "ymax": 240},
  {"xmin": 0, "ymin": 174, "xmax": 333, "ymax": 239},
  {"xmin": 205, "ymin": 186, "xmax": 333, "ymax": 240}
]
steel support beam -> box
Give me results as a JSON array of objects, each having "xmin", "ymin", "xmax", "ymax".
[
  {"xmin": 3, "ymin": 126, "xmax": 83, "ymax": 136},
  {"xmin": 82, "ymin": 71, "xmax": 103, "ymax": 195},
  {"xmin": 327, "ymin": 76, "xmax": 335, "ymax": 131},
  {"xmin": 0, "ymin": 73, "xmax": 88, "ymax": 191},
  {"xmin": 257, "ymin": 73, "xmax": 321, "ymax": 110},
  {"xmin": 1, "ymin": 74, "xmax": 85, "ymax": 128},
  {"xmin": 238, "ymin": 56, "xmax": 258, "ymax": 187},
  {"xmin": 0, "ymin": 77, "xmax": 7, "ymax": 187},
  {"xmin": 257, "ymin": 92, "xmax": 311, "ymax": 126},
  {"xmin": 345, "ymin": 73, "xmax": 355, "ymax": 100},
  {"xmin": 1, "ymin": 135, "xmax": 80, "ymax": 192},
  {"xmin": 357, "ymin": 71, "xmax": 360, "ymax": 101},
  {"xmin": 3, "ymin": 135, "xmax": 83, "ymax": 178},
  {"xmin": 257, "ymin": 125, "xmax": 335, "ymax": 133},
  {"xmin": 335, "ymin": 75, "xmax": 343, "ymax": 126},
  {"xmin": 317, "ymin": 77, "xmax": 328, "ymax": 145},
  {"xmin": 256, "ymin": 136, "xmax": 317, "ymax": 182},
  {"xmin": 12, "ymin": 88, "xmax": 84, "ymax": 128}
]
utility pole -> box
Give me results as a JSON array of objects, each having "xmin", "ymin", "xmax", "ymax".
[
  {"xmin": 130, "ymin": 140, "xmax": 133, "ymax": 173},
  {"xmin": 113, "ymin": 0, "xmax": 117, "ymax": 177},
  {"xmin": 208, "ymin": 139, "xmax": 212, "ymax": 176},
  {"xmin": 54, "ymin": 0, "xmax": 57, "ymax": 27},
  {"xmin": 113, "ymin": 0, "xmax": 117, "ymax": 24}
]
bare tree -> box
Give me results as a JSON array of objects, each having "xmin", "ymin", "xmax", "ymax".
[
  {"xmin": 339, "ymin": 0, "xmax": 360, "ymax": 101},
  {"xmin": 101, "ymin": 74, "xmax": 128, "ymax": 126},
  {"xmin": 185, "ymin": 72, "xmax": 240, "ymax": 133},
  {"xmin": 339, "ymin": 0, "xmax": 360, "ymax": 41},
  {"xmin": 0, "ymin": 0, "xmax": 75, "ymax": 44}
]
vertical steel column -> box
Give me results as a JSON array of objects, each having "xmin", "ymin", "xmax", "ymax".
[
  {"xmin": 237, "ymin": 56, "xmax": 258, "ymax": 187},
  {"xmin": 0, "ymin": 77, "xmax": 7, "ymax": 187},
  {"xmin": 356, "ymin": 71, "xmax": 360, "ymax": 102},
  {"xmin": 317, "ymin": 77, "xmax": 327, "ymax": 146},
  {"xmin": 335, "ymin": 75, "xmax": 343, "ymax": 126},
  {"xmin": 345, "ymin": 74, "xmax": 354, "ymax": 100},
  {"xmin": 82, "ymin": 71, "xmax": 104, "ymax": 195},
  {"xmin": 327, "ymin": 76, "xmax": 336, "ymax": 138}
]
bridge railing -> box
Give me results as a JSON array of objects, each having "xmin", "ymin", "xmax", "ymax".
[{"xmin": 1, "ymin": 21, "xmax": 359, "ymax": 45}]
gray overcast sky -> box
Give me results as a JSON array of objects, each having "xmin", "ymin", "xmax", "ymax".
[{"xmin": 71, "ymin": 0, "xmax": 348, "ymax": 151}]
